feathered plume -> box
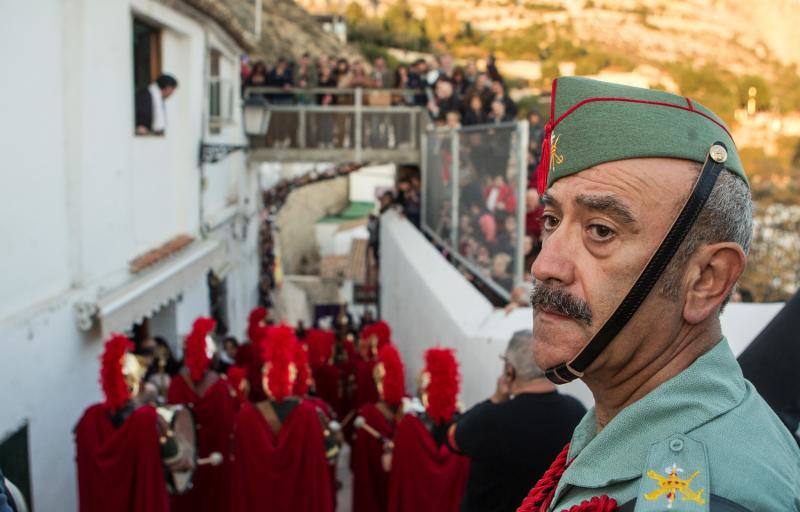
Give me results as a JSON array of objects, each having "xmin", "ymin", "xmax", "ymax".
[
  {"xmin": 263, "ymin": 325, "xmax": 297, "ymax": 402},
  {"xmin": 306, "ymin": 329, "xmax": 335, "ymax": 369},
  {"xmin": 185, "ymin": 317, "xmax": 216, "ymax": 382},
  {"xmin": 378, "ymin": 344, "xmax": 405, "ymax": 407},
  {"xmin": 423, "ymin": 347, "xmax": 461, "ymax": 424},
  {"xmin": 226, "ymin": 365, "xmax": 248, "ymax": 404},
  {"xmin": 247, "ymin": 306, "xmax": 268, "ymax": 343},
  {"xmin": 100, "ymin": 333, "xmax": 134, "ymax": 410},
  {"xmin": 293, "ymin": 341, "xmax": 312, "ymax": 397},
  {"xmin": 371, "ymin": 321, "xmax": 392, "ymax": 348}
]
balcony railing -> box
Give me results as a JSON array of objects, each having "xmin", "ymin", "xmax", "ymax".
[{"xmin": 244, "ymin": 87, "xmax": 426, "ymax": 164}]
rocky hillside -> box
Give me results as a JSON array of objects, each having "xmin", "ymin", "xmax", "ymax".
[
  {"xmin": 297, "ymin": 0, "xmax": 800, "ymax": 76},
  {"xmin": 226, "ymin": 0, "xmax": 361, "ymax": 61}
]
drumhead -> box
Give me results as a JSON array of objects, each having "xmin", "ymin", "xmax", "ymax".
[{"xmin": 158, "ymin": 405, "xmax": 198, "ymax": 494}]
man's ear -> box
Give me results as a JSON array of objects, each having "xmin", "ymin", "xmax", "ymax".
[
  {"xmin": 504, "ymin": 362, "xmax": 516, "ymax": 382},
  {"xmin": 683, "ymin": 242, "xmax": 747, "ymax": 324}
]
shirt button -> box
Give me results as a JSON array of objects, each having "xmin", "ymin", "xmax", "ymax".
[{"xmin": 670, "ymin": 439, "xmax": 684, "ymax": 452}]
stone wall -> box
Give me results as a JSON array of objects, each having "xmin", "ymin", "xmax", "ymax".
[{"xmin": 275, "ymin": 176, "xmax": 349, "ymax": 275}]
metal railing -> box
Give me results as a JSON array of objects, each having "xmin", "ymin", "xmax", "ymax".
[
  {"xmin": 421, "ymin": 121, "xmax": 529, "ymax": 301},
  {"xmin": 244, "ymin": 87, "xmax": 426, "ymax": 163}
]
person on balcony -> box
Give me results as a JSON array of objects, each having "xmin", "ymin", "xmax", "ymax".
[
  {"xmin": 427, "ymin": 79, "xmax": 461, "ymax": 123},
  {"xmin": 134, "ymin": 74, "xmax": 178, "ymax": 135},
  {"xmin": 0, "ymin": 467, "xmax": 13, "ymax": 512}
]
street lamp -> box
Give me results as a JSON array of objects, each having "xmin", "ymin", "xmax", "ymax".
[{"xmin": 243, "ymin": 95, "xmax": 270, "ymax": 136}]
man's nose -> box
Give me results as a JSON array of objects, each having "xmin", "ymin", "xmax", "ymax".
[{"xmin": 531, "ymin": 226, "xmax": 576, "ymax": 286}]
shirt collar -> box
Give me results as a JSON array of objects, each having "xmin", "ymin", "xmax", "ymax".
[{"xmin": 561, "ymin": 338, "xmax": 746, "ymax": 489}]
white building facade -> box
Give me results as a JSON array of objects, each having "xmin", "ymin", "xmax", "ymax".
[{"xmin": 0, "ymin": 1, "xmax": 260, "ymax": 509}]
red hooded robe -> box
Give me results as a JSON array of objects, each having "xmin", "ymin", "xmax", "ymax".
[
  {"xmin": 75, "ymin": 404, "xmax": 169, "ymax": 512},
  {"xmin": 231, "ymin": 400, "xmax": 334, "ymax": 512}
]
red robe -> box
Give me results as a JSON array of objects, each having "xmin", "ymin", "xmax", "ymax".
[
  {"xmin": 353, "ymin": 358, "xmax": 380, "ymax": 408},
  {"xmin": 231, "ymin": 400, "xmax": 334, "ymax": 512},
  {"xmin": 387, "ymin": 414, "xmax": 469, "ymax": 512},
  {"xmin": 304, "ymin": 395, "xmax": 339, "ymax": 510},
  {"xmin": 75, "ymin": 403, "xmax": 169, "ymax": 512},
  {"xmin": 313, "ymin": 364, "xmax": 343, "ymax": 418},
  {"xmin": 166, "ymin": 374, "xmax": 236, "ymax": 512},
  {"xmin": 352, "ymin": 402, "xmax": 395, "ymax": 512}
]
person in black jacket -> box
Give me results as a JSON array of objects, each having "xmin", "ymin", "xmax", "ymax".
[
  {"xmin": 0, "ymin": 467, "xmax": 16, "ymax": 512},
  {"xmin": 134, "ymin": 74, "xmax": 178, "ymax": 135},
  {"xmin": 448, "ymin": 330, "xmax": 586, "ymax": 512}
]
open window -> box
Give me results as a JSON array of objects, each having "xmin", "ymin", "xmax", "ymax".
[
  {"xmin": 208, "ymin": 48, "xmax": 234, "ymax": 133},
  {"xmin": 132, "ymin": 17, "xmax": 163, "ymax": 134},
  {"xmin": 133, "ymin": 18, "xmax": 161, "ymax": 92}
]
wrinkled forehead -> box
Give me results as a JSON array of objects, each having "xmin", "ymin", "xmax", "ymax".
[{"xmin": 545, "ymin": 158, "xmax": 698, "ymax": 221}]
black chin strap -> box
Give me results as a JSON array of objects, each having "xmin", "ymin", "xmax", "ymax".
[{"xmin": 545, "ymin": 142, "xmax": 729, "ymax": 384}]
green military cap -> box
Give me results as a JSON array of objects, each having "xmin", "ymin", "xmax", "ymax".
[{"xmin": 536, "ymin": 77, "xmax": 747, "ymax": 191}]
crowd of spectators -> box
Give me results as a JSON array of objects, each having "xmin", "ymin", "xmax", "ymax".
[
  {"xmin": 242, "ymin": 52, "xmax": 547, "ymax": 303},
  {"xmin": 241, "ymin": 53, "xmax": 519, "ymax": 123}
]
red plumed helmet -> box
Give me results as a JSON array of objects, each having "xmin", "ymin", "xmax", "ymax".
[
  {"xmin": 293, "ymin": 341, "xmax": 312, "ymax": 397},
  {"xmin": 185, "ymin": 317, "xmax": 216, "ymax": 382},
  {"xmin": 423, "ymin": 347, "xmax": 461, "ymax": 423},
  {"xmin": 247, "ymin": 306, "xmax": 268, "ymax": 342},
  {"xmin": 263, "ymin": 325, "xmax": 297, "ymax": 402},
  {"xmin": 306, "ymin": 329, "xmax": 335, "ymax": 369},
  {"xmin": 100, "ymin": 333, "xmax": 134, "ymax": 411},
  {"xmin": 372, "ymin": 321, "xmax": 392, "ymax": 348},
  {"xmin": 377, "ymin": 344, "xmax": 405, "ymax": 407}
]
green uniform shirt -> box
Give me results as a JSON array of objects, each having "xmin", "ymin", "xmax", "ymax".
[{"xmin": 549, "ymin": 339, "xmax": 800, "ymax": 511}]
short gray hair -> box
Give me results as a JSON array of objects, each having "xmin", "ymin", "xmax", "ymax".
[
  {"xmin": 505, "ymin": 330, "xmax": 544, "ymax": 381},
  {"xmin": 658, "ymin": 169, "xmax": 753, "ymax": 301}
]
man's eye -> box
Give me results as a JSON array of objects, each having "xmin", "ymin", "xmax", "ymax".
[
  {"xmin": 541, "ymin": 214, "xmax": 559, "ymax": 231},
  {"xmin": 588, "ymin": 224, "xmax": 615, "ymax": 241}
]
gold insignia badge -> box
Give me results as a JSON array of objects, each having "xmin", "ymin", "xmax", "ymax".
[
  {"xmin": 549, "ymin": 133, "xmax": 564, "ymax": 172},
  {"xmin": 644, "ymin": 463, "xmax": 706, "ymax": 508}
]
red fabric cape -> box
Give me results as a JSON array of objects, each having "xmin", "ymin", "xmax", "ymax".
[
  {"xmin": 387, "ymin": 414, "xmax": 469, "ymax": 512},
  {"xmin": 352, "ymin": 403, "xmax": 395, "ymax": 512},
  {"xmin": 231, "ymin": 400, "xmax": 334, "ymax": 512},
  {"xmin": 313, "ymin": 364, "xmax": 343, "ymax": 417},
  {"xmin": 304, "ymin": 395, "xmax": 339, "ymax": 510},
  {"xmin": 166, "ymin": 374, "xmax": 236, "ymax": 512},
  {"xmin": 354, "ymin": 358, "xmax": 380, "ymax": 408},
  {"xmin": 75, "ymin": 403, "xmax": 169, "ymax": 512}
]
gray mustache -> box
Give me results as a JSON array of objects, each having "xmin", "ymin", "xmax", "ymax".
[{"xmin": 530, "ymin": 281, "xmax": 593, "ymax": 326}]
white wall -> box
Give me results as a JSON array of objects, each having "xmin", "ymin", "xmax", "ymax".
[
  {"xmin": 0, "ymin": 2, "xmax": 259, "ymax": 510},
  {"xmin": 0, "ymin": 0, "xmax": 71, "ymax": 318},
  {"xmin": 379, "ymin": 212, "xmax": 784, "ymax": 411},
  {"xmin": 349, "ymin": 163, "xmax": 396, "ymax": 203}
]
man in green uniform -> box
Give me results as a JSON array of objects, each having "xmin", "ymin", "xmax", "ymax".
[{"xmin": 520, "ymin": 77, "xmax": 800, "ymax": 512}]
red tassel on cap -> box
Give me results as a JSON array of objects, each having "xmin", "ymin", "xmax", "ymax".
[
  {"xmin": 536, "ymin": 78, "xmax": 559, "ymax": 195},
  {"xmin": 536, "ymin": 122, "xmax": 553, "ymax": 194}
]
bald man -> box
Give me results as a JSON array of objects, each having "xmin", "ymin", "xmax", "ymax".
[{"xmin": 447, "ymin": 330, "xmax": 586, "ymax": 512}]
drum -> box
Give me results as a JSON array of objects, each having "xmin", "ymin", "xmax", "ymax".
[{"xmin": 156, "ymin": 404, "xmax": 197, "ymax": 494}]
